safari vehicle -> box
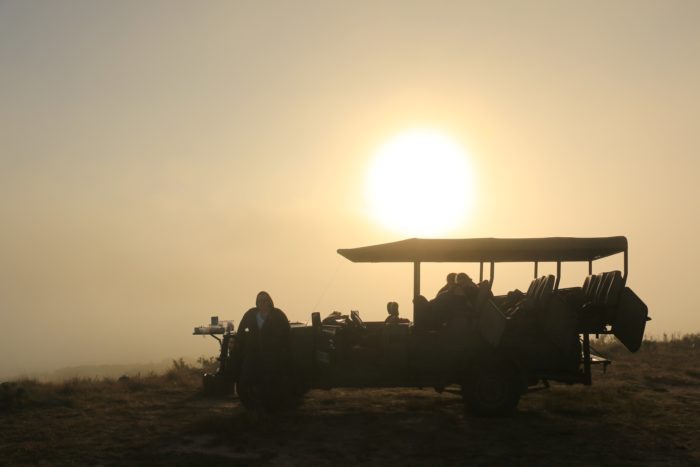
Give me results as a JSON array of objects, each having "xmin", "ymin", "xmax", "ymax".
[{"xmin": 193, "ymin": 237, "xmax": 649, "ymax": 415}]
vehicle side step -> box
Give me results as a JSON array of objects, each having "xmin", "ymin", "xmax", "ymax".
[
  {"xmin": 585, "ymin": 353, "xmax": 611, "ymax": 373},
  {"xmin": 528, "ymin": 379, "xmax": 550, "ymax": 393}
]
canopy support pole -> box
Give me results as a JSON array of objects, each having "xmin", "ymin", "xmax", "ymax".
[
  {"xmin": 479, "ymin": 262, "xmax": 484, "ymax": 282},
  {"xmin": 555, "ymin": 261, "xmax": 561, "ymax": 290},
  {"xmin": 583, "ymin": 333, "xmax": 592, "ymax": 385},
  {"xmin": 534, "ymin": 261, "xmax": 538, "ymax": 278},
  {"xmin": 413, "ymin": 261, "xmax": 420, "ymax": 321}
]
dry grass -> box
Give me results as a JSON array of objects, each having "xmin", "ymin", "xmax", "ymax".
[{"xmin": 2, "ymin": 336, "xmax": 700, "ymax": 465}]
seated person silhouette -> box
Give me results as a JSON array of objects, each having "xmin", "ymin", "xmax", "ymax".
[
  {"xmin": 385, "ymin": 301, "xmax": 409, "ymax": 324},
  {"xmin": 456, "ymin": 272, "xmax": 479, "ymax": 311},
  {"xmin": 429, "ymin": 272, "xmax": 478, "ymax": 327},
  {"xmin": 436, "ymin": 272, "xmax": 457, "ymax": 297}
]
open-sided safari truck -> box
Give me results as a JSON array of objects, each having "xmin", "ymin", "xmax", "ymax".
[{"xmin": 193, "ymin": 237, "xmax": 649, "ymax": 415}]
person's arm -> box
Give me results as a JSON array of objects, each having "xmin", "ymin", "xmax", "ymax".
[
  {"xmin": 276, "ymin": 309, "xmax": 291, "ymax": 336},
  {"xmin": 231, "ymin": 308, "xmax": 256, "ymax": 375},
  {"xmin": 238, "ymin": 308, "xmax": 256, "ymax": 332},
  {"xmin": 266, "ymin": 310, "xmax": 291, "ymax": 361}
]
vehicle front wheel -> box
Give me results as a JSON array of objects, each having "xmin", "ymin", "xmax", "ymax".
[
  {"xmin": 235, "ymin": 381, "xmax": 264, "ymax": 410},
  {"xmin": 202, "ymin": 373, "xmax": 234, "ymax": 396},
  {"xmin": 462, "ymin": 363, "xmax": 522, "ymax": 417}
]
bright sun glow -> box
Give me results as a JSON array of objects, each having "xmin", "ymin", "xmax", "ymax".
[{"xmin": 366, "ymin": 130, "xmax": 474, "ymax": 237}]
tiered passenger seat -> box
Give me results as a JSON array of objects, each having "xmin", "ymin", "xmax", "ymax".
[
  {"xmin": 503, "ymin": 275, "xmax": 555, "ymax": 320},
  {"xmin": 582, "ymin": 270, "xmax": 624, "ymax": 307},
  {"xmin": 526, "ymin": 275, "xmax": 556, "ymax": 309},
  {"xmin": 579, "ymin": 270, "xmax": 625, "ymax": 330},
  {"xmin": 502, "ymin": 274, "xmax": 580, "ymax": 372}
]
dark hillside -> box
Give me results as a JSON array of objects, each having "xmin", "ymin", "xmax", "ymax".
[{"xmin": 2, "ymin": 337, "xmax": 699, "ymax": 466}]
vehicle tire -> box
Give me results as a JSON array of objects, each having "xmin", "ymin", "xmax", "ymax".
[
  {"xmin": 462, "ymin": 363, "xmax": 522, "ymax": 417},
  {"xmin": 202, "ymin": 373, "xmax": 234, "ymax": 397},
  {"xmin": 202, "ymin": 373, "xmax": 220, "ymax": 396}
]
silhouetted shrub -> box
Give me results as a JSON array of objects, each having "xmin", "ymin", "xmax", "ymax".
[{"xmin": 0, "ymin": 382, "xmax": 26, "ymax": 411}]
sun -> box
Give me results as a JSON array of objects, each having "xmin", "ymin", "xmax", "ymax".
[{"xmin": 365, "ymin": 130, "xmax": 474, "ymax": 237}]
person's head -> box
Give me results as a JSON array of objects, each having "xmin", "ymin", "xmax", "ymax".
[
  {"xmin": 387, "ymin": 301, "xmax": 399, "ymax": 316},
  {"xmin": 446, "ymin": 272, "xmax": 457, "ymax": 285},
  {"xmin": 456, "ymin": 272, "xmax": 473, "ymax": 288},
  {"xmin": 256, "ymin": 291, "xmax": 274, "ymax": 312}
]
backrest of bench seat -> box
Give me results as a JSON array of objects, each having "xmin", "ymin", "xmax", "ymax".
[
  {"xmin": 525, "ymin": 275, "xmax": 556, "ymax": 308},
  {"xmin": 539, "ymin": 274, "xmax": 555, "ymax": 306},
  {"xmin": 582, "ymin": 270, "xmax": 624, "ymax": 307},
  {"xmin": 584, "ymin": 274, "xmax": 601, "ymax": 301},
  {"xmin": 603, "ymin": 270, "xmax": 624, "ymax": 307},
  {"xmin": 594, "ymin": 273, "xmax": 613, "ymax": 305},
  {"xmin": 526, "ymin": 278, "xmax": 538, "ymax": 297}
]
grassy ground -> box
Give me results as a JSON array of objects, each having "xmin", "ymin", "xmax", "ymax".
[{"xmin": 2, "ymin": 337, "xmax": 700, "ymax": 466}]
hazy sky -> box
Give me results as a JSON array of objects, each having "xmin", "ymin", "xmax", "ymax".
[{"xmin": 1, "ymin": 0, "xmax": 699, "ymax": 378}]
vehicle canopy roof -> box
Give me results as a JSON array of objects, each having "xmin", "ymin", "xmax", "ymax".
[{"xmin": 337, "ymin": 237, "xmax": 628, "ymax": 264}]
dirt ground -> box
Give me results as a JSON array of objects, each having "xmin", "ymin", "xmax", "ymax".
[{"xmin": 2, "ymin": 337, "xmax": 700, "ymax": 466}]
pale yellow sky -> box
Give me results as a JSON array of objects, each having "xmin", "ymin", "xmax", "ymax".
[{"xmin": 1, "ymin": 0, "xmax": 699, "ymax": 378}]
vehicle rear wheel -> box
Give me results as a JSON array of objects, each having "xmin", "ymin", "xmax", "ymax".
[{"xmin": 462, "ymin": 363, "xmax": 522, "ymax": 417}]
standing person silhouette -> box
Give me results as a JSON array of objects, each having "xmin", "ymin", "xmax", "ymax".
[
  {"xmin": 239, "ymin": 291, "xmax": 289, "ymax": 335},
  {"xmin": 235, "ymin": 291, "xmax": 291, "ymax": 409}
]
